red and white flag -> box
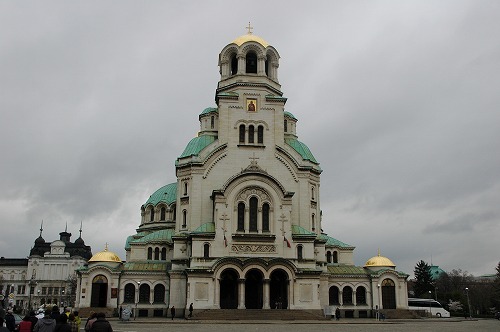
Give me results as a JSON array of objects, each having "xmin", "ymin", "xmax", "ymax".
[{"xmin": 284, "ymin": 236, "xmax": 291, "ymax": 248}]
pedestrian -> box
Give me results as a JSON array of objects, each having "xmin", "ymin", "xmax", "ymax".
[
  {"xmin": 335, "ymin": 307, "xmax": 340, "ymax": 321},
  {"xmin": 68, "ymin": 314, "xmax": 78, "ymax": 332},
  {"xmin": 84, "ymin": 313, "xmax": 97, "ymax": 332},
  {"xmin": 5, "ymin": 309, "xmax": 16, "ymax": 332},
  {"xmin": 188, "ymin": 303, "xmax": 193, "ymax": 318},
  {"xmin": 89, "ymin": 313, "xmax": 112, "ymax": 332},
  {"xmin": 18, "ymin": 315, "xmax": 33, "ymax": 332},
  {"xmin": 170, "ymin": 306, "xmax": 175, "ymax": 320},
  {"xmin": 28, "ymin": 311, "xmax": 39, "ymax": 332},
  {"xmin": 34, "ymin": 310, "xmax": 56, "ymax": 332},
  {"xmin": 71, "ymin": 311, "xmax": 80, "ymax": 331},
  {"xmin": 50, "ymin": 307, "xmax": 60, "ymax": 322},
  {"xmin": 54, "ymin": 314, "xmax": 71, "ymax": 332},
  {"xmin": 0, "ymin": 306, "xmax": 5, "ymax": 320},
  {"xmin": 0, "ymin": 318, "xmax": 11, "ymax": 332}
]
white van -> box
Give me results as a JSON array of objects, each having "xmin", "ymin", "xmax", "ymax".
[{"xmin": 408, "ymin": 298, "xmax": 450, "ymax": 318}]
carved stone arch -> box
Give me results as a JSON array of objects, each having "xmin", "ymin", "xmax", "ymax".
[
  {"xmin": 219, "ymin": 45, "xmax": 240, "ymax": 63},
  {"xmin": 234, "ymin": 119, "xmax": 270, "ymax": 131},
  {"xmin": 265, "ymin": 48, "xmax": 279, "ymax": 64},
  {"xmin": 222, "ymin": 173, "xmax": 291, "ymax": 199},
  {"xmin": 235, "ymin": 186, "xmax": 273, "ymax": 206},
  {"xmin": 240, "ymin": 43, "xmax": 265, "ymax": 57}
]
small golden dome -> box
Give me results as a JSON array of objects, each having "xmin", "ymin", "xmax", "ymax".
[
  {"xmin": 89, "ymin": 245, "xmax": 121, "ymax": 263},
  {"xmin": 364, "ymin": 250, "xmax": 396, "ymax": 268},
  {"xmin": 232, "ymin": 33, "xmax": 269, "ymax": 47}
]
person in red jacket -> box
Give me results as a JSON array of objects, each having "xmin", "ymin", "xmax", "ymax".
[{"xmin": 18, "ymin": 316, "xmax": 32, "ymax": 332}]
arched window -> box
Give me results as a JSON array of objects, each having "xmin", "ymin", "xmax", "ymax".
[
  {"xmin": 284, "ymin": 120, "xmax": 288, "ymax": 132},
  {"xmin": 203, "ymin": 243, "xmax": 210, "ymax": 258},
  {"xmin": 265, "ymin": 59, "xmax": 269, "ymax": 76},
  {"xmin": 262, "ymin": 203, "xmax": 270, "ymax": 232},
  {"xmin": 297, "ymin": 245, "xmax": 303, "ymax": 260},
  {"xmin": 248, "ymin": 125, "xmax": 254, "ymax": 143},
  {"xmin": 147, "ymin": 247, "xmax": 152, "ymax": 260},
  {"xmin": 153, "ymin": 284, "xmax": 165, "ymax": 304},
  {"xmin": 160, "ymin": 207, "xmax": 166, "ymax": 221},
  {"xmin": 312, "ymin": 214, "xmax": 315, "ymax": 231},
  {"xmin": 343, "ymin": 286, "xmax": 353, "ymax": 304},
  {"xmin": 182, "ymin": 210, "xmax": 187, "ymax": 228},
  {"xmin": 239, "ymin": 124, "xmax": 245, "ymax": 143},
  {"xmin": 211, "ymin": 116, "xmax": 214, "ymax": 129},
  {"xmin": 150, "ymin": 208, "xmax": 154, "ymax": 222},
  {"xmin": 237, "ymin": 202, "xmax": 245, "ymax": 231},
  {"xmin": 173, "ymin": 206, "xmax": 176, "ymax": 221},
  {"xmin": 139, "ymin": 284, "xmax": 150, "ymax": 303},
  {"xmin": 356, "ymin": 286, "xmax": 366, "ymax": 304},
  {"xmin": 246, "ymin": 51, "xmax": 257, "ymax": 73},
  {"xmin": 124, "ymin": 283, "xmax": 135, "ymax": 303},
  {"xmin": 230, "ymin": 54, "xmax": 238, "ymax": 75},
  {"xmin": 161, "ymin": 248, "xmax": 166, "ymax": 260},
  {"xmin": 311, "ymin": 187, "xmax": 315, "ymax": 200},
  {"xmin": 333, "ymin": 251, "xmax": 338, "ymax": 263},
  {"xmin": 257, "ymin": 125, "xmax": 263, "ymax": 144},
  {"xmin": 249, "ymin": 197, "xmax": 258, "ymax": 232},
  {"xmin": 326, "ymin": 251, "xmax": 332, "ymax": 263},
  {"xmin": 154, "ymin": 247, "xmax": 160, "ymax": 260},
  {"xmin": 329, "ymin": 286, "xmax": 339, "ymax": 305},
  {"xmin": 184, "ymin": 182, "xmax": 188, "ymax": 196}
]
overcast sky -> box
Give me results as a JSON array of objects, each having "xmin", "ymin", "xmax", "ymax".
[{"xmin": 1, "ymin": 0, "xmax": 499, "ymax": 278}]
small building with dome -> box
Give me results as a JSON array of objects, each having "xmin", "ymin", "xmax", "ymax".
[{"xmin": 74, "ymin": 29, "xmax": 409, "ymax": 318}]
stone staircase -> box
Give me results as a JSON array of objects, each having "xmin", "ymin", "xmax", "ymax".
[{"xmin": 193, "ymin": 309, "xmax": 328, "ymax": 321}]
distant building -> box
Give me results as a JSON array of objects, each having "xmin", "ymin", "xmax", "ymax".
[
  {"xmin": 76, "ymin": 29, "xmax": 409, "ymax": 318},
  {"xmin": 0, "ymin": 223, "xmax": 92, "ymax": 311}
]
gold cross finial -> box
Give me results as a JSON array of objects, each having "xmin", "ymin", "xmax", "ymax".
[{"xmin": 246, "ymin": 22, "xmax": 253, "ymax": 35}]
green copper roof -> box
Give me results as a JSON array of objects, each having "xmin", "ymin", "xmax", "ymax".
[
  {"xmin": 291, "ymin": 224, "xmax": 316, "ymax": 236},
  {"xmin": 179, "ymin": 135, "xmax": 217, "ymax": 158},
  {"xmin": 284, "ymin": 111, "xmax": 297, "ymax": 120},
  {"xmin": 123, "ymin": 261, "xmax": 169, "ymax": 272},
  {"xmin": 327, "ymin": 265, "xmax": 368, "ymax": 276},
  {"xmin": 192, "ymin": 222, "xmax": 215, "ymax": 234},
  {"xmin": 321, "ymin": 234, "xmax": 354, "ymax": 249},
  {"xmin": 125, "ymin": 232, "xmax": 147, "ymax": 250},
  {"xmin": 144, "ymin": 183, "xmax": 177, "ymax": 206},
  {"xmin": 284, "ymin": 138, "xmax": 318, "ymax": 164},
  {"xmin": 130, "ymin": 229, "xmax": 175, "ymax": 245},
  {"xmin": 200, "ymin": 107, "xmax": 218, "ymax": 116}
]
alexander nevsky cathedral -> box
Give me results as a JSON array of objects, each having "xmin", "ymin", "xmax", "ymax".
[{"xmin": 74, "ymin": 30, "xmax": 409, "ymax": 318}]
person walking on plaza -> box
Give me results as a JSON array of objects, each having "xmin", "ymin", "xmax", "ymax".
[
  {"xmin": 188, "ymin": 303, "xmax": 193, "ymax": 318},
  {"xmin": 54, "ymin": 313, "xmax": 71, "ymax": 332},
  {"xmin": 335, "ymin": 307, "xmax": 340, "ymax": 321},
  {"xmin": 170, "ymin": 306, "xmax": 175, "ymax": 320},
  {"xmin": 84, "ymin": 312, "xmax": 97, "ymax": 332},
  {"xmin": 71, "ymin": 312, "xmax": 80, "ymax": 332},
  {"xmin": 68, "ymin": 314, "xmax": 78, "ymax": 332},
  {"xmin": 18, "ymin": 315, "xmax": 33, "ymax": 332},
  {"xmin": 34, "ymin": 310, "xmax": 56, "ymax": 332},
  {"xmin": 89, "ymin": 313, "xmax": 112, "ymax": 332},
  {"xmin": 28, "ymin": 311, "xmax": 38, "ymax": 332},
  {"xmin": 5, "ymin": 309, "xmax": 16, "ymax": 332}
]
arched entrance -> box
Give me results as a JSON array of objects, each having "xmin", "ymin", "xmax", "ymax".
[
  {"xmin": 269, "ymin": 269, "xmax": 288, "ymax": 309},
  {"xmin": 90, "ymin": 275, "xmax": 108, "ymax": 307},
  {"xmin": 245, "ymin": 269, "xmax": 263, "ymax": 309},
  {"xmin": 220, "ymin": 269, "xmax": 238, "ymax": 309},
  {"xmin": 381, "ymin": 278, "xmax": 396, "ymax": 309}
]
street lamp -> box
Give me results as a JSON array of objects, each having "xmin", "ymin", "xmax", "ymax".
[
  {"xmin": 428, "ymin": 290, "xmax": 432, "ymax": 317},
  {"xmin": 465, "ymin": 287, "xmax": 472, "ymax": 319},
  {"xmin": 27, "ymin": 278, "xmax": 37, "ymax": 312},
  {"xmin": 376, "ymin": 284, "xmax": 381, "ymax": 321},
  {"xmin": 61, "ymin": 289, "xmax": 65, "ymax": 308},
  {"xmin": 135, "ymin": 281, "xmax": 140, "ymax": 320}
]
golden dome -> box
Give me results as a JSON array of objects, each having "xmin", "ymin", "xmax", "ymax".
[
  {"xmin": 89, "ymin": 245, "xmax": 121, "ymax": 263},
  {"xmin": 232, "ymin": 33, "xmax": 269, "ymax": 47},
  {"xmin": 364, "ymin": 250, "xmax": 396, "ymax": 268}
]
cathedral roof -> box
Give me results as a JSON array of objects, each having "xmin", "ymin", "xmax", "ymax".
[
  {"xmin": 192, "ymin": 222, "xmax": 215, "ymax": 234},
  {"xmin": 88, "ymin": 247, "xmax": 121, "ymax": 263},
  {"xmin": 199, "ymin": 107, "xmax": 218, "ymax": 116},
  {"xmin": 319, "ymin": 233, "xmax": 355, "ymax": 249},
  {"xmin": 144, "ymin": 183, "xmax": 177, "ymax": 206},
  {"xmin": 123, "ymin": 261, "xmax": 170, "ymax": 272},
  {"xmin": 179, "ymin": 135, "xmax": 216, "ymax": 158},
  {"xmin": 129, "ymin": 229, "xmax": 175, "ymax": 245},
  {"xmin": 327, "ymin": 265, "xmax": 368, "ymax": 276},
  {"xmin": 232, "ymin": 33, "xmax": 269, "ymax": 47},
  {"xmin": 364, "ymin": 251, "xmax": 396, "ymax": 268},
  {"xmin": 284, "ymin": 111, "xmax": 297, "ymax": 121},
  {"xmin": 284, "ymin": 138, "xmax": 319, "ymax": 164}
]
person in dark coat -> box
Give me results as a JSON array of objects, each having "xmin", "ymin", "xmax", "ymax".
[
  {"xmin": 170, "ymin": 306, "xmax": 175, "ymax": 320},
  {"xmin": 28, "ymin": 311, "xmax": 39, "ymax": 332},
  {"xmin": 188, "ymin": 303, "xmax": 193, "ymax": 318},
  {"xmin": 54, "ymin": 314, "xmax": 71, "ymax": 332},
  {"xmin": 4, "ymin": 310, "xmax": 16, "ymax": 332},
  {"xmin": 50, "ymin": 307, "xmax": 60, "ymax": 322},
  {"xmin": 0, "ymin": 318, "xmax": 11, "ymax": 332},
  {"xmin": 89, "ymin": 313, "xmax": 112, "ymax": 332},
  {"xmin": 335, "ymin": 307, "xmax": 340, "ymax": 321},
  {"xmin": 33, "ymin": 310, "xmax": 56, "ymax": 332}
]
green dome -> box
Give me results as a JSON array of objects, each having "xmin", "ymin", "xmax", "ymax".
[
  {"xmin": 284, "ymin": 138, "xmax": 319, "ymax": 164},
  {"xmin": 284, "ymin": 111, "xmax": 297, "ymax": 120},
  {"xmin": 179, "ymin": 135, "xmax": 216, "ymax": 158},
  {"xmin": 144, "ymin": 183, "xmax": 177, "ymax": 206},
  {"xmin": 200, "ymin": 107, "xmax": 218, "ymax": 116}
]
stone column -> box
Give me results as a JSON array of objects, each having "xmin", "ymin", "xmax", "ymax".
[
  {"xmin": 238, "ymin": 279, "xmax": 245, "ymax": 309},
  {"xmin": 214, "ymin": 278, "xmax": 220, "ymax": 308},
  {"xmin": 237, "ymin": 55, "xmax": 245, "ymax": 75},
  {"xmin": 263, "ymin": 279, "xmax": 270, "ymax": 309}
]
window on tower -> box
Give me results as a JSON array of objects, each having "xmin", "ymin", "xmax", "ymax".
[
  {"xmin": 249, "ymin": 197, "xmax": 258, "ymax": 232},
  {"xmin": 231, "ymin": 54, "xmax": 238, "ymax": 75},
  {"xmin": 262, "ymin": 203, "xmax": 270, "ymax": 232},
  {"xmin": 257, "ymin": 125, "xmax": 263, "ymax": 144},
  {"xmin": 246, "ymin": 51, "xmax": 257, "ymax": 73},
  {"xmin": 248, "ymin": 125, "xmax": 255, "ymax": 143},
  {"xmin": 237, "ymin": 202, "xmax": 245, "ymax": 231},
  {"xmin": 239, "ymin": 125, "xmax": 245, "ymax": 143},
  {"xmin": 203, "ymin": 243, "xmax": 210, "ymax": 258}
]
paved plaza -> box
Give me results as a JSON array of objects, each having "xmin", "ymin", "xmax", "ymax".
[{"xmin": 109, "ymin": 318, "xmax": 499, "ymax": 332}]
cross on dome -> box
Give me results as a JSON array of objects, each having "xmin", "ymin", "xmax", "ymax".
[{"xmin": 246, "ymin": 22, "xmax": 253, "ymax": 34}]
